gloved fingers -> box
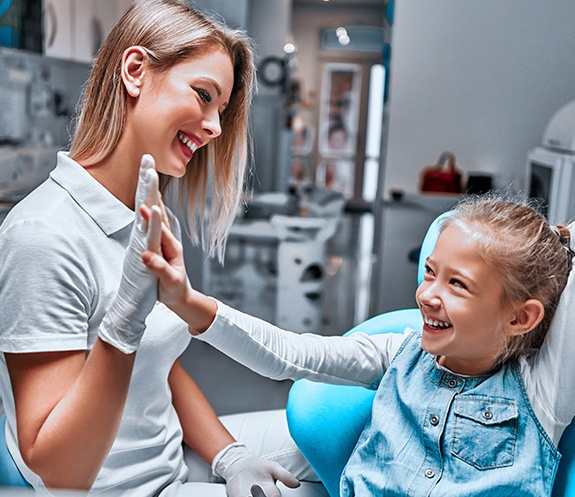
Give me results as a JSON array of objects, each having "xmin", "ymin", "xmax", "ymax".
[
  {"xmin": 250, "ymin": 484, "xmax": 279, "ymax": 497},
  {"xmin": 147, "ymin": 205, "xmax": 162, "ymax": 252},
  {"xmin": 136, "ymin": 154, "xmax": 159, "ymax": 209},
  {"xmin": 269, "ymin": 464, "xmax": 300, "ymax": 489},
  {"xmin": 135, "ymin": 168, "xmax": 159, "ymax": 233},
  {"xmin": 139, "ymin": 205, "xmax": 182, "ymax": 261}
]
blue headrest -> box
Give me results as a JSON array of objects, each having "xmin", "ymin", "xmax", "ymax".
[{"xmin": 417, "ymin": 211, "xmax": 451, "ymax": 285}]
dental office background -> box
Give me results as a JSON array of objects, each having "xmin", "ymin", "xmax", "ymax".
[{"xmin": 2, "ymin": 0, "xmax": 575, "ymax": 415}]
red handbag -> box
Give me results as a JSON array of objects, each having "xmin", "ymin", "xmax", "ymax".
[{"xmin": 419, "ymin": 152, "xmax": 463, "ymax": 194}]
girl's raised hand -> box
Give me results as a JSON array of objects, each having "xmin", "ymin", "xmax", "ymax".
[
  {"xmin": 140, "ymin": 204, "xmax": 192, "ymax": 311},
  {"xmin": 140, "ymin": 202, "xmax": 218, "ymax": 334}
]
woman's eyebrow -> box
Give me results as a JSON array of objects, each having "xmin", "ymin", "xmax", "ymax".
[{"xmin": 198, "ymin": 77, "xmax": 222, "ymax": 97}]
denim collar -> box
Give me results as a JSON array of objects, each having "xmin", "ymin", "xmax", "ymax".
[{"xmin": 414, "ymin": 334, "xmax": 494, "ymax": 391}]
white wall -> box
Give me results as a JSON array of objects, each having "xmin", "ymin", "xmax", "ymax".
[
  {"xmin": 192, "ymin": 0, "xmax": 249, "ymax": 28},
  {"xmin": 383, "ymin": 0, "xmax": 575, "ymax": 194}
]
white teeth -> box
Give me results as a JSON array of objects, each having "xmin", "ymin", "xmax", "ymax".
[
  {"xmin": 178, "ymin": 132, "xmax": 198, "ymax": 154},
  {"xmin": 424, "ymin": 317, "xmax": 451, "ymax": 329}
]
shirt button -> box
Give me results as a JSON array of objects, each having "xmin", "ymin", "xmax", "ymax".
[
  {"xmin": 483, "ymin": 410, "xmax": 493, "ymax": 420},
  {"xmin": 430, "ymin": 414, "xmax": 439, "ymax": 426},
  {"xmin": 425, "ymin": 468, "xmax": 435, "ymax": 479},
  {"xmin": 447, "ymin": 378, "xmax": 458, "ymax": 388}
]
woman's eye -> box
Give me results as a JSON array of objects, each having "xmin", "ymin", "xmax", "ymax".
[
  {"xmin": 424, "ymin": 264, "xmax": 434, "ymax": 277},
  {"xmin": 197, "ymin": 89, "xmax": 212, "ymax": 103}
]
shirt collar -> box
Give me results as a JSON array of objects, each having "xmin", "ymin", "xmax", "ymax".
[{"xmin": 49, "ymin": 152, "xmax": 134, "ymax": 235}]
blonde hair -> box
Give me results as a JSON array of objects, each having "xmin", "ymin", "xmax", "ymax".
[
  {"xmin": 69, "ymin": 0, "xmax": 256, "ymax": 259},
  {"xmin": 442, "ymin": 193, "xmax": 573, "ymax": 365}
]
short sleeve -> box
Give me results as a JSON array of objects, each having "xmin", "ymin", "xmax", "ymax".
[{"xmin": 0, "ymin": 218, "xmax": 94, "ymax": 352}]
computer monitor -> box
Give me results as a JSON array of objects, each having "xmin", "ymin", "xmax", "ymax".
[{"xmin": 527, "ymin": 147, "xmax": 575, "ymax": 224}]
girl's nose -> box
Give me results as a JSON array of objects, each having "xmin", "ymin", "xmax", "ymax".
[{"xmin": 417, "ymin": 282, "xmax": 442, "ymax": 308}]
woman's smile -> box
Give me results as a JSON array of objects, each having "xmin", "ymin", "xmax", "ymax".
[{"xmin": 177, "ymin": 131, "xmax": 200, "ymax": 159}]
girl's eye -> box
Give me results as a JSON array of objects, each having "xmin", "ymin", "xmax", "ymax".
[
  {"xmin": 450, "ymin": 278, "xmax": 467, "ymax": 290},
  {"xmin": 424, "ymin": 264, "xmax": 435, "ymax": 278},
  {"xmin": 197, "ymin": 89, "xmax": 212, "ymax": 103}
]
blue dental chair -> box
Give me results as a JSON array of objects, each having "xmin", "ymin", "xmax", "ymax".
[
  {"xmin": 0, "ymin": 416, "xmax": 29, "ymax": 487},
  {"xmin": 286, "ymin": 213, "xmax": 575, "ymax": 497}
]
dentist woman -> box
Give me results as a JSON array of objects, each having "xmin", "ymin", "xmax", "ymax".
[{"xmin": 0, "ymin": 1, "xmax": 312, "ymax": 495}]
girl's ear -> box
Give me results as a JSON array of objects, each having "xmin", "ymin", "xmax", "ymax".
[
  {"xmin": 121, "ymin": 46, "xmax": 147, "ymax": 97},
  {"xmin": 506, "ymin": 299, "xmax": 545, "ymax": 337}
]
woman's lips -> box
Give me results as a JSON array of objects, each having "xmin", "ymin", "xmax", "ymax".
[{"xmin": 178, "ymin": 131, "xmax": 199, "ymax": 158}]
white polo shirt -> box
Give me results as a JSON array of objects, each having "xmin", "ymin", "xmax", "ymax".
[{"xmin": 0, "ymin": 152, "xmax": 191, "ymax": 496}]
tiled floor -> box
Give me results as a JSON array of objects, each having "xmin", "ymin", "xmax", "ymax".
[{"xmin": 180, "ymin": 211, "xmax": 374, "ymax": 415}]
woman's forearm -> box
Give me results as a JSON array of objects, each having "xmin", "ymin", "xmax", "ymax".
[
  {"xmin": 7, "ymin": 338, "xmax": 136, "ymax": 490},
  {"xmin": 169, "ymin": 360, "xmax": 235, "ymax": 463}
]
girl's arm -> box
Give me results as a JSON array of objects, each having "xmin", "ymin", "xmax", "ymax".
[
  {"xmin": 142, "ymin": 213, "xmax": 391, "ymax": 388},
  {"xmin": 524, "ymin": 234, "xmax": 575, "ymax": 445}
]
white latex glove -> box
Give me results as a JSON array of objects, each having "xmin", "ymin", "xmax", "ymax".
[
  {"xmin": 212, "ymin": 442, "xmax": 300, "ymax": 497},
  {"xmin": 98, "ymin": 154, "xmax": 162, "ymax": 354}
]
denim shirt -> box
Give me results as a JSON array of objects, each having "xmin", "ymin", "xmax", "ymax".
[{"xmin": 341, "ymin": 332, "xmax": 560, "ymax": 497}]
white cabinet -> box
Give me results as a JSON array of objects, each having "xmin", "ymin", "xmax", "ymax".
[
  {"xmin": 44, "ymin": 0, "xmax": 131, "ymax": 62},
  {"xmin": 43, "ymin": 0, "xmax": 73, "ymax": 59}
]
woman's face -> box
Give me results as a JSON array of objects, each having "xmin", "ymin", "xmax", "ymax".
[
  {"xmin": 415, "ymin": 224, "xmax": 515, "ymax": 375},
  {"xmin": 128, "ymin": 47, "xmax": 234, "ymax": 178}
]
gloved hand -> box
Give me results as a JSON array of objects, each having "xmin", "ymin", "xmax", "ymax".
[
  {"xmin": 212, "ymin": 442, "xmax": 300, "ymax": 497},
  {"xmin": 98, "ymin": 154, "xmax": 162, "ymax": 354}
]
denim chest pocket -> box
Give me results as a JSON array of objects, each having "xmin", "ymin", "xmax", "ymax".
[{"xmin": 451, "ymin": 395, "xmax": 518, "ymax": 470}]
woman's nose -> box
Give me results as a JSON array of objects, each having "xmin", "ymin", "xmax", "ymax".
[{"xmin": 203, "ymin": 110, "xmax": 222, "ymax": 138}]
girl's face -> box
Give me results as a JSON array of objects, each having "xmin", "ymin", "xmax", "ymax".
[
  {"xmin": 415, "ymin": 224, "xmax": 515, "ymax": 375},
  {"xmin": 129, "ymin": 47, "xmax": 234, "ymax": 177}
]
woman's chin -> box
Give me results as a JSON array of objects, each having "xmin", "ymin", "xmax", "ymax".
[{"xmin": 157, "ymin": 161, "xmax": 188, "ymax": 179}]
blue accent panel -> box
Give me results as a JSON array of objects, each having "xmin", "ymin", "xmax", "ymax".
[
  {"xmin": 0, "ymin": 0, "xmax": 12, "ymax": 19},
  {"xmin": 0, "ymin": 26, "xmax": 15, "ymax": 47},
  {"xmin": 385, "ymin": 0, "xmax": 394, "ymax": 26}
]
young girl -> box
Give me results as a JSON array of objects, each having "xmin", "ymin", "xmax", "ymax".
[
  {"xmin": 143, "ymin": 194, "xmax": 575, "ymax": 496},
  {"xmin": 0, "ymin": 1, "xmax": 310, "ymax": 495}
]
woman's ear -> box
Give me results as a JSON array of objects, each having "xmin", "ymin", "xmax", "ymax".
[
  {"xmin": 121, "ymin": 46, "xmax": 147, "ymax": 97},
  {"xmin": 506, "ymin": 299, "xmax": 545, "ymax": 337}
]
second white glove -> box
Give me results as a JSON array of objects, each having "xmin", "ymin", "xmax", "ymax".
[{"xmin": 212, "ymin": 442, "xmax": 300, "ymax": 497}]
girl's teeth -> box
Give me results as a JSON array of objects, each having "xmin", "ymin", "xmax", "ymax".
[
  {"xmin": 425, "ymin": 317, "xmax": 451, "ymax": 329},
  {"xmin": 178, "ymin": 132, "xmax": 198, "ymax": 154}
]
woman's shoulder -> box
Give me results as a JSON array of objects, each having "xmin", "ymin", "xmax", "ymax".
[{"xmin": 0, "ymin": 190, "xmax": 92, "ymax": 281}]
